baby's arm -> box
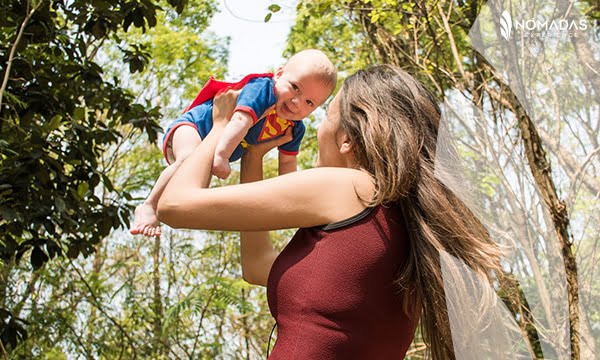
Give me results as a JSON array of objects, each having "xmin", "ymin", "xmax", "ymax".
[
  {"xmin": 212, "ymin": 111, "xmax": 254, "ymax": 179},
  {"xmin": 278, "ymin": 152, "xmax": 297, "ymax": 176}
]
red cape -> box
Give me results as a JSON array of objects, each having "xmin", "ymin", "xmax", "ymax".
[{"xmin": 184, "ymin": 73, "xmax": 274, "ymax": 113}]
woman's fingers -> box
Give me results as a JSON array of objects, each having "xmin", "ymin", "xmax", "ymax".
[
  {"xmin": 246, "ymin": 127, "xmax": 294, "ymax": 157},
  {"xmin": 270, "ymin": 127, "xmax": 293, "ymax": 147},
  {"xmin": 280, "ymin": 127, "xmax": 293, "ymax": 144},
  {"xmin": 213, "ymin": 88, "xmax": 240, "ymax": 124}
]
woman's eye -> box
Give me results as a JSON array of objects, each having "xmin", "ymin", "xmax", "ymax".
[
  {"xmin": 292, "ymin": 84, "xmax": 299, "ymax": 91},
  {"xmin": 306, "ymin": 100, "xmax": 314, "ymax": 107}
]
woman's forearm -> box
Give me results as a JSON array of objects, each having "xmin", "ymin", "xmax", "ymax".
[
  {"xmin": 278, "ymin": 153, "xmax": 297, "ymax": 176},
  {"xmin": 157, "ymin": 125, "xmax": 225, "ymax": 225},
  {"xmin": 239, "ymin": 150, "xmax": 278, "ymax": 286},
  {"xmin": 240, "ymin": 150, "xmax": 264, "ymax": 183}
]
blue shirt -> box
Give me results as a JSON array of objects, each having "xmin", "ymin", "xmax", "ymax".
[{"xmin": 163, "ymin": 76, "xmax": 305, "ymax": 162}]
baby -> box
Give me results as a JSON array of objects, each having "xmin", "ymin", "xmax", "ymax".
[{"xmin": 130, "ymin": 49, "xmax": 337, "ymax": 236}]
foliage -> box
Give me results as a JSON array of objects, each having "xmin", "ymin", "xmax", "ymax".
[
  {"xmin": 285, "ymin": 1, "xmax": 370, "ymax": 79},
  {"xmin": 0, "ymin": 0, "xmax": 224, "ymax": 352},
  {"xmin": 1, "ymin": 0, "xmax": 162, "ymax": 275}
]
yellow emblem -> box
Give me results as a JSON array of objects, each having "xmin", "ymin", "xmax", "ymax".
[{"xmin": 258, "ymin": 110, "xmax": 292, "ymax": 141}]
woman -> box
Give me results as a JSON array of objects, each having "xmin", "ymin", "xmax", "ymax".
[{"xmin": 157, "ymin": 65, "xmax": 502, "ymax": 359}]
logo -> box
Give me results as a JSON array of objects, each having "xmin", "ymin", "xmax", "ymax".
[
  {"xmin": 257, "ymin": 110, "xmax": 293, "ymax": 141},
  {"xmin": 500, "ymin": 10, "xmax": 513, "ymax": 40},
  {"xmin": 498, "ymin": 9, "xmax": 597, "ymax": 40}
]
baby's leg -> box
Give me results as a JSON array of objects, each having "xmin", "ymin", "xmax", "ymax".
[
  {"xmin": 130, "ymin": 125, "xmax": 201, "ymax": 236},
  {"xmin": 213, "ymin": 112, "xmax": 254, "ymax": 179}
]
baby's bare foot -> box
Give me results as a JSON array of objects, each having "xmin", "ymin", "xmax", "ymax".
[
  {"xmin": 130, "ymin": 203, "xmax": 161, "ymax": 236},
  {"xmin": 212, "ymin": 156, "xmax": 231, "ymax": 179}
]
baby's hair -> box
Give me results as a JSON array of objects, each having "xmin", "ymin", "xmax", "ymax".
[{"xmin": 286, "ymin": 49, "xmax": 337, "ymax": 92}]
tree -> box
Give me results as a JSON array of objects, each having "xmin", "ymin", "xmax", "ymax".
[{"xmin": 0, "ymin": 0, "xmax": 223, "ymax": 351}]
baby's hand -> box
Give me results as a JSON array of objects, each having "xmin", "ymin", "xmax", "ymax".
[{"xmin": 212, "ymin": 155, "xmax": 231, "ymax": 179}]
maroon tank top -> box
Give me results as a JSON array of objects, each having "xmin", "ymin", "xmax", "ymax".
[{"xmin": 267, "ymin": 205, "xmax": 417, "ymax": 359}]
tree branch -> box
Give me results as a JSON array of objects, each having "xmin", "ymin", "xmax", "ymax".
[
  {"xmin": 0, "ymin": 0, "xmax": 46, "ymax": 111},
  {"xmin": 66, "ymin": 258, "xmax": 139, "ymax": 358}
]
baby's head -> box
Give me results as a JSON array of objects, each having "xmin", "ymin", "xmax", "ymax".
[{"xmin": 273, "ymin": 49, "xmax": 337, "ymax": 120}]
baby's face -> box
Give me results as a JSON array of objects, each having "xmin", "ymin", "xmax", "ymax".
[{"xmin": 273, "ymin": 66, "xmax": 332, "ymax": 120}]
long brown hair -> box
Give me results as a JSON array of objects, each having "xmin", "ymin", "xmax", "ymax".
[{"xmin": 338, "ymin": 65, "xmax": 503, "ymax": 359}]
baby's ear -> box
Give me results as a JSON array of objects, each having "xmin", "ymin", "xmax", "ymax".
[{"xmin": 274, "ymin": 66, "xmax": 284, "ymax": 78}]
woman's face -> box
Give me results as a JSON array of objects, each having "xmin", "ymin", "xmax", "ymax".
[{"xmin": 315, "ymin": 92, "xmax": 347, "ymax": 168}]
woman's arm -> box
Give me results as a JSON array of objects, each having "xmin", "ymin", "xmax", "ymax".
[
  {"xmin": 277, "ymin": 152, "xmax": 297, "ymax": 175},
  {"xmin": 157, "ymin": 94, "xmax": 374, "ymax": 232},
  {"xmin": 238, "ymin": 132, "xmax": 293, "ymax": 286},
  {"xmin": 159, "ymin": 166, "xmax": 371, "ymax": 231}
]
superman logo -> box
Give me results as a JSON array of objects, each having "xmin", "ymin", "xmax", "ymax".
[{"xmin": 257, "ymin": 110, "xmax": 293, "ymax": 141}]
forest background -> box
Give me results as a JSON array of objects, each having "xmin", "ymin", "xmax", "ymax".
[{"xmin": 0, "ymin": 0, "xmax": 598, "ymax": 359}]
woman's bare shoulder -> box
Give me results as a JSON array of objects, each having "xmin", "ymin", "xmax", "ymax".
[{"xmin": 295, "ymin": 167, "xmax": 375, "ymax": 207}]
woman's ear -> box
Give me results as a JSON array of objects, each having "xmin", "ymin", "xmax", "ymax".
[{"xmin": 338, "ymin": 133, "xmax": 352, "ymax": 154}]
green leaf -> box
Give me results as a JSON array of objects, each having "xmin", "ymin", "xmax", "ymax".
[
  {"xmin": 77, "ymin": 183, "xmax": 89, "ymax": 198},
  {"xmin": 73, "ymin": 107, "xmax": 85, "ymax": 121},
  {"xmin": 67, "ymin": 245, "xmax": 79, "ymax": 259},
  {"xmin": 264, "ymin": 12, "xmax": 272, "ymax": 22},
  {"xmin": 370, "ymin": 12, "xmax": 380, "ymax": 23},
  {"xmin": 47, "ymin": 114, "xmax": 63, "ymax": 131},
  {"xmin": 123, "ymin": 15, "xmax": 133, "ymax": 32},
  {"xmin": 55, "ymin": 197, "xmax": 66, "ymax": 213},
  {"xmin": 91, "ymin": 20, "xmax": 107, "ymax": 39},
  {"xmin": 268, "ymin": 4, "xmax": 281, "ymax": 12}
]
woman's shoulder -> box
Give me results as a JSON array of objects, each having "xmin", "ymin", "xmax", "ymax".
[
  {"xmin": 301, "ymin": 167, "xmax": 373, "ymax": 189},
  {"xmin": 297, "ymin": 167, "xmax": 375, "ymax": 208}
]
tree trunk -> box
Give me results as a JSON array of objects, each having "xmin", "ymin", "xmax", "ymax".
[
  {"xmin": 152, "ymin": 235, "xmax": 164, "ymax": 356},
  {"xmin": 87, "ymin": 244, "xmax": 103, "ymax": 355},
  {"xmin": 487, "ymin": 1, "xmax": 582, "ymax": 356},
  {"xmin": 516, "ymin": 109, "xmax": 580, "ymax": 360},
  {"xmin": 0, "ymin": 260, "xmax": 12, "ymax": 312}
]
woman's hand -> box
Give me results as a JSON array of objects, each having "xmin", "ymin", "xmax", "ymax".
[
  {"xmin": 244, "ymin": 127, "xmax": 293, "ymax": 160},
  {"xmin": 212, "ymin": 88, "xmax": 240, "ymax": 127},
  {"xmin": 241, "ymin": 127, "xmax": 293, "ymax": 184}
]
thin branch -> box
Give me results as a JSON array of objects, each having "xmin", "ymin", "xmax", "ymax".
[
  {"xmin": 0, "ymin": 339, "xmax": 8, "ymax": 360},
  {"xmin": 65, "ymin": 258, "xmax": 139, "ymax": 359},
  {"xmin": 0, "ymin": 0, "xmax": 46, "ymax": 110},
  {"xmin": 435, "ymin": 2, "xmax": 467, "ymax": 84},
  {"xmin": 568, "ymin": 146, "xmax": 600, "ymax": 202},
  {"xmin": 191, "ymin": 232, "xmax": 230, "ymax": 356}
]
